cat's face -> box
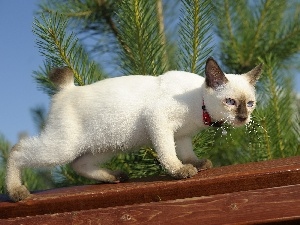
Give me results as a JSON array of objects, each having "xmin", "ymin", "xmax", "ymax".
[{"xmin": 203, "ymin": 58, "xmax": 262, "ymax": 127}]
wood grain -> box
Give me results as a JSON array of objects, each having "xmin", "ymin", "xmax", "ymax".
[
  {"xmin": 0, "ymin": 156, "xmax": 300, "ymax": 222},
  {"xmin": 1, "ymin": 184, "xmax": 300, "ymax": 224}
]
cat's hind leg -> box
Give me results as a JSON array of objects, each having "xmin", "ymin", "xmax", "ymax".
[
  {"xmin": 6, "ymin": 137, "xmax": 79, "ymax": 202},
  {"xmin": 71, "ymin": 152, "xmax": 129, "ymax": 183},
  {"xmin": 5, "ymin": 144, "xmax": 30, "ymax": 202}
]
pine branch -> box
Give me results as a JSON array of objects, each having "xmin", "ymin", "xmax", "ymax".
[
  {"xmin": 193, "ymin": 128, "xmax": 216, "ymax": 159},
  {"xmin": 246, "ymin": 0, "xmax": 287, "ymax": 65},
  {"xmin": 264, "ymin": 59, "xmax": 285, "ymax": 157},
  {"xmin": 33, "ymin": 13, "xmax": 105, "ymax": 95},
  {"xmin": 266, "ymin": 17, "xmax": 300, "ymax": 60},
  {"xmin": 212, "ymin": 0, "xmax": 242, "ymax": 70},
  {"xmin": 208, "ymin": 0, "xmax": 300, "ymax": 164},
  {"xmin": 33, "ymin": 62, "xmax": 57, "ymax": 96},
  {"xmin": 39, "ymin": 0, "xmax": 132, "ymax": 67},
  {"xmin": 214, "ymin": 0, "xmax": 300, "ymax": 72},
  {"xmin": 105, "ymin": 148, "xmax": 165, "ymax": 179},
  {"xmin": 33, "ymin": 13, "xmax": 83, "ymax": 85},
  {"xmin": 116, "ymin": 0, "xmax": 168, "ymax": 75},
  {"xmin": 249, "ymin": 114, "xmax": 273, "ymax": 161},
  {"xmin": 30, "ymin": 105, "xmax": 47, "ymax": 132},
  {"xmin": 178, "ymin": 0, "xmax": 213, "ymax": 75},
  {"xmin": 254, "ymin": 56, "xmax": 300, "ymax": 159},
  {"xmin": 0, "ymin": 135, "xmax": 11, "ymax": 193},
  {"xmin": 0, "ymin": 135, "xmax": 10, "ymax": 167},
  {"xmin": 155, "ymin": 0, "xmax": 169, "ymax": 68}
]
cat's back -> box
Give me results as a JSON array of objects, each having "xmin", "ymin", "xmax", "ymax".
[
  {"xmin": 159, "ymin": 71, "xmax": 204, "ymax": 94},
  {"xmin": 72, "ymin": 71, "xmax": 204, "ymax": 99},
  {"xmin": 160, "ymin": 70, "xmax": 204, "ymax": 83},
  {"xmin": 52, "ymin": 71, "xmax": 204, "ymax": 108},
  {"xmin": 85, "ymin": 71, "xmax": 203, "ymax": 90},
  {"xmin": 82, "ymin": 75, "xmax": 159, "ymax": 96}
]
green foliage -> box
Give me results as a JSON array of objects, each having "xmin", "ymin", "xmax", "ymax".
[
  {"xmin": 210, "ymin": 0, "xmax": 300, "ymax": 165},
  {"xmin": 105, "ymin": 148, "xmax": 165, "ymax": 179},
  {"xmin": 28, "ymin": 0, "xmax": 214, "ymax": 186},
  {"xmin": 178, "ymin": 0, "xmax": 213, "ymax": 74},
  {"xmin": 213, "ymin": 0, "xmax": 300, "ymax": 73},
  {"xmin": 30, "ymin": 105, "xmax": 47, "ymax": 132},
  {"xmin": 1, "ymin": 0, "xmax": 300, "ymax": 193},
  {"xmin": 116, "ymin": 0, "xmax": 169, "ymax": 75},
  {"xmin": 0, "ymin": 135, "xmax": 10, "ymax": 193},
  {"xmin": 32, "ymin": 13, "xmax": 106, "ymax": 95},
  {"xmin": 253, "ymin": 57, "xmax": 300, "ymax": 159},
  {"xmin": 39, "ymin": 0, "xmax": 121, "ymax": 65}
]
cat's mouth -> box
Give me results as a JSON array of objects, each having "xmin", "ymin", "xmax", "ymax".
[
  {"xmin": 232, "ymin": 116, "xmax": 250, "ymax": 127},
  {"xmin": 213, "ymin": 114, "xmax": 250, "ymax": 127},
  {"xmin": 223, "ymin": 115, "xmax": 250, "ymax": 127}
]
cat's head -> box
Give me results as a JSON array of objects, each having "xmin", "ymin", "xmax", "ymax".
[{"xmin": 203, "ymin": 57, "xmax": 262, "ymax": 127}]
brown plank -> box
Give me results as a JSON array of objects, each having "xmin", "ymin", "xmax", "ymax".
[
  {"xmin": 1, "ymin": 184, "xmax": 300, "ymax": 225},
  {"xmin": 0, "ymin": 156, "xmax": 300, "ymax": 219}
]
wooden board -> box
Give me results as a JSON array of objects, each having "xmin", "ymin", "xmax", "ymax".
[
  {"xmin": 1, "ymin": 156, "xmax": 300, "ymax": 223},
  {"xmin": 1, "ymin": 184, "xmax": 300, "ymax": 224}
]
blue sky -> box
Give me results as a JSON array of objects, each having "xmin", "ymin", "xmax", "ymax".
[
  {"xmin": 0, "ymin": 1, "xmax": 48, "ymax": 144},
  {"xmin": 0, "ymin": 1, "xmax": 300, "ymax": 144}
]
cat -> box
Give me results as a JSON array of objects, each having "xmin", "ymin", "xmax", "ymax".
[{"xmin": 6, "ymin": 57, "xmax": 262, "ymax": 202}]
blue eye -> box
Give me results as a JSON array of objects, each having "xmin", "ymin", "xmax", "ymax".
[
  {"xmin": 247, "ymin": 101, "xmax": 254, "ymax": 107},
  {"xmin": 225, "ymin": 98, "xmax": 236, "ymax": 105}
]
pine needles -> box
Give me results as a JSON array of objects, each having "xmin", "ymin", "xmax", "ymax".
[
  {"xmin": 178, "ymin": 0, "xmax": 213, "ymax": 74},
  {"xmin": 254, "ymin": 56, "xmax": 300, "ymax": 159},
  {"xmin": 0, "ymin": 135, "xmax": 10, "ymax": 193},
  {"xmin": 32, "ymin": 13, "xmax": 105, "ymax": 94},
  {"xmin": 116, "ymin": 0, "xmax": 168, "ymax": 75},
  {"xmin": 212, "ymin": 0, "xmax": 300, "ymax": 163},
  {"xmin": 213, "ymin": 0, "xmax": 300, "ymax": 73}
]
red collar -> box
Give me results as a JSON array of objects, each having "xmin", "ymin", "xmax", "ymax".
[{"xmin": 202, "ymin": 99, "xmax": 224, "ymax": 127}]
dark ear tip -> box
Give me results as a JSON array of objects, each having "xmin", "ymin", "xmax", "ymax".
[
  {"xmin": 206, "ymin": 57, "xmax": 215, "ymax": 63},
  {"xmin": 255, "ymin": 63, "xmax": 263, "ymax": 74},
  {"xmin": 205, "ymin": 57, "xmax": 218, "ymax": 70}
]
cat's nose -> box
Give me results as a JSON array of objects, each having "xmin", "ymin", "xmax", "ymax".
[{"xmin": 236, "ymin": 115, "xmax": 247, "ymax": 122}]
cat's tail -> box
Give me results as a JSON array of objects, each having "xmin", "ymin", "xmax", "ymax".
[{"xmin": 49, "ymin": 67, "xmax": 74, "ymax": 90}]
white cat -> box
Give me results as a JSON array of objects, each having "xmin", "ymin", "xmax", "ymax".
[{"xmin": 6, "ymin": 58, "xmax": 262, "ymax": 202}]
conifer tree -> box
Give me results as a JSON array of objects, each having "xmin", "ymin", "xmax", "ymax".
[
  {"xmin": 1, "ymin": 0, "xmax": 300, "ymax": 193},
  {"xmin": 208, "ymin": 0, "xmax": 300, "ymax": 165},
  {"xmin": 31, "ymin": 0, "xmax": 215, "ymax": 186}
]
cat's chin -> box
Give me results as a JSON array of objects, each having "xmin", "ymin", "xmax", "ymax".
[
  {"xmin": 218, "ymin": 117, "xmax": 249, "ymax": 127},
  {"xmin": 231, "ymin": 119, "xmax": 250, "ymax": 127}
]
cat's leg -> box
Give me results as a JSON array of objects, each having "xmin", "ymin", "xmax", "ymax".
[
  {"xmin": 5, "ymin": 144, "xmax": 29, "ymax": 202},
  {"xmin": 71, "ymin": 152, "xmax": 129, "ymax": 183},
  {"xmin": 6, "ymin": 138, "xmax": 78, "ymax": 202},
  {"xmin": 175, "ymin": 137, "xmax": 213, "ymax": 171},
  {"xmin": 146, "ymin": 114, "xmax": 198, "ymax": 179}
]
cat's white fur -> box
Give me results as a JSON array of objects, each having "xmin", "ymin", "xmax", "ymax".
[{"xmin": 6, "ymin": 58, "xmax": 262, "ymax": 202}]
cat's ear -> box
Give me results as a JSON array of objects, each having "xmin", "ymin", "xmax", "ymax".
[
  {"xmin": 205, "ymin": 57, "xmax": 228, "ymax": 89},
  {"xmin": 244, "ymin": 64, "xmax": 263, "ymax": 86}
]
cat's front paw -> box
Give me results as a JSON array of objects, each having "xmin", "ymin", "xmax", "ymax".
[
  {"xmin": 172, "ymin": 164, "xmax": 198, "ymax": 179},
  {"xmin": 194, "ymin": 159, "xmax": 213, "ymax": 171},
  {"xmin": 8, "ymin": 185, "xmax": 30, "ymax": 202}
]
